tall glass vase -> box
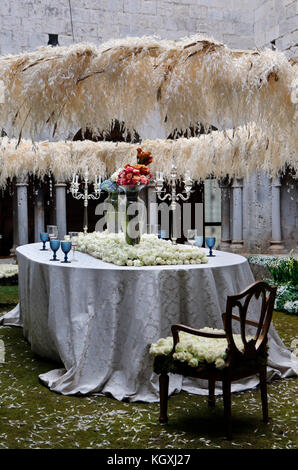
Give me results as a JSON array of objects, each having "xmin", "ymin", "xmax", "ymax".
[
  {"xmin": 106, "ymin": 191, "xmax": 120, "ymax": 233},
  {"xmin": 120, "ymin": 185, "xmax": 145, "ymax": 245}
]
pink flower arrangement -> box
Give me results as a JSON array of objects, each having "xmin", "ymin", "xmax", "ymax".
[{"xmin": 116, "ymin": 148, "xmax": 153, "ymax": 186}]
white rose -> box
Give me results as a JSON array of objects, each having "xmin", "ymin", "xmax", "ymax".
[
  {"xmin": 188, "ymin": 357, "xmax": 199, "ymax": 368},
  {"xmin": 174, "ymin": 352, "xmax": 187, "ymax": 362},
  {"xmin": 215, "ymin": 358, "xmax": 226, "ymax": 369}
]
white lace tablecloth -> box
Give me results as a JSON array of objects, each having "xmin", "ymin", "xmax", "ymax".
[{"xmin": 1, "ymin": 242, "xmax": 295, "ymax": 401}]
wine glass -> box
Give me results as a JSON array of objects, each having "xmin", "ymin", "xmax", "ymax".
[
  {"xmin": 40, "ymin": 232, "xmax": 49, "ymax": 251},
  {"xmin": 61, "ymin": 241, "xmax": 72, "ymax": 263},
  {"xmin": 49, "ymin": 239, "xmax": 60, "ymax": 261},
  {"xmin": 69, "ymin": 231, "xmax": 79, "ymax": 262},
  {"xmin": 47, "ymin": 225, "xmax": 58, "ymax": 240},
  {"xmin": 195, "ymin": 235, "xmax": 204, "ymax": 248},
  {"xmin": 187, "ymin": 229, "xmax": 197, "ymax": 246},
  {"xmin": 206, "ymin": 237, "xmax": 216, "ymax": 257}
]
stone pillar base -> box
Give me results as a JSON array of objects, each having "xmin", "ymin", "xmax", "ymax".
[
  {"xmin": 230, "ymin": 241, "xmax": 244, "ymax": 253},
  {"xmin": 9, "ymin": 245, "xmax": 17, "ymax": 257},
  {"xmin": 269, "ymin": 241, "xmax": 285, "ymax": 254},
  {"xmin": 219, "ymin": 241, "xmax": 231, "ymax": 251}
]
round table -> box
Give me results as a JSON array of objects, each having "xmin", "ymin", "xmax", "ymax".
[{"xmin": 14, "ymin": 242, "xmax": 294, "ymax": 401}]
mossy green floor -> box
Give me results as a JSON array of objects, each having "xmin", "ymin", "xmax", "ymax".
[
  {"xmin": 0, "ymin": 285, "xmax": 18, "ymax": 306},
  {"xmin": 0, "ymin": 305, "xmax": 297, "ymax": 449}
]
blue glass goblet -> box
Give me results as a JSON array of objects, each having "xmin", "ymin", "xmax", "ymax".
[
  {"xmin": 206, "ymin": 237, "xmax": 216, "ymax": 257},
  {"xmin": 61, "ymin": 241, "xmax": 72, "ymax": 263},
  {"xmin": 195, "ymin": 235, "xmax": 204, "ymax": 248},
  {"xmin": 49, "ymin": 239, "xmax": 60, "ymax": 261},
  {"xmin": 40, "ymin": 232, "xmax": 49, "ymax": 251}
]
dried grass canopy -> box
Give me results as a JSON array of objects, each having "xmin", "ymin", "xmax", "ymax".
[
  {"xmin": 0, "ymin": 126, "xmax": 296, "ymax": 188},
  {"xmin": 0, "ymin": 35, "xmax": 297, "ymax": 144},
  {"xmin": 0, "ymin": 35, "xmax": 297, "ymax": 184}
]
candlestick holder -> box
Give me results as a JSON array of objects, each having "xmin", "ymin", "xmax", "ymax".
[
  {"xmin": 155, "ymin": 161, "xmax": 193, "ymax": 244},
  {"xmin": 70, "ymin": 166, "xmax": 101, "ymax": 234}
]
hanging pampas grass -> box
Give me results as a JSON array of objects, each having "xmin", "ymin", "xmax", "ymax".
[
  {"xmin": 0, "ymin": 124, "xmax": 296, "ymax": 188},
  {"xmin": 0, "ymin": 35, "xmax": 296, "ymax": 152}
]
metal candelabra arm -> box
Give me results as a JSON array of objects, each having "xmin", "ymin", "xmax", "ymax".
[
  {"xmin": 154, "ymin": 163, "xmax": 193, "ymax": 243},
  {"xmin": 70, "ymin": 167, "xmax": 101, "ymax": 233}
]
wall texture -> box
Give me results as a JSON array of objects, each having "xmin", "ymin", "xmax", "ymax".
[
  {"xmin": 255, "ymin": 0, "xmax": 298, "ymax": 58},
  {"xmin": 0, "ymin": 0, "xmax": 296, "ymax": 57}
]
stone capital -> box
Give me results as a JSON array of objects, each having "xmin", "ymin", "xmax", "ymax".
[
  {"xmin": 271, "ymin": 176, "xmax": 282, "ymax": 188},
  {"xmin": 16, "ymin": 176, "xmax": 28, "ymax": 186},
  {"xmin": 232, "ymin": 177, "xmax": 243, "ymax": 189},
  {"xmin": 219, "ymin": 176, "xmax": 231, "ymax": 189}
]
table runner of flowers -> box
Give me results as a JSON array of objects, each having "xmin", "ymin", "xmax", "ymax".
[
  {"xmin": 150, "ymin": 328, "xmax": 255, "ymax": 371},
  {"xmin": 76, "ymin": 232, "xmax": 208, "ymax": 267}
]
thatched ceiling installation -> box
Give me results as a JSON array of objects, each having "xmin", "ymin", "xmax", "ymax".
[
  {"xmin": 0, "ymin": 36, "xmax": 296, "ymax": 135},
  {"xmin": 0, "ymin": 35, "xmax": 296, "ymax": 182},
  {"xmin": 0, "ymin": 124, "xmax": 296, "ymax": 188}
]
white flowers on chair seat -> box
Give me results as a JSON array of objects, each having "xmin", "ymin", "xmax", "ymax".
[{"xmin": 150, "ymin": 328, "xmax": 254, "ymax": 370}]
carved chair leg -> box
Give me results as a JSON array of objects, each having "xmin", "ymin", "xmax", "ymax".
[
  {"xmin": 259, "ymin": 366, "xmax": 269, "ymax": 423},
  {"xmin": 208, "ymin": 378, "xmax": 216, "ymax": 407},
  {"xmin": 159, "ymin": 373, "xmax": 169, "ymax": 423},
  {"xmin": 223, "ymin": 378, "xmax": 232, "ymax": 440}
]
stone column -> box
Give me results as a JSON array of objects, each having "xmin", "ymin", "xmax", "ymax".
[
  {"xmin": 219, "ymin": 178, "xmax": 231, "ymax": 250},
  {"xmin": 231, "ymin": 178, "xmax": 243, "ymax": 252},
  {"xmin": 34, "ymin": 185, "xmax": 45, "ymax": 242},
  {"xmin": 10, "ymin": 186, "xmax": 19, "ymax": 255},
  {"xmin": 55, "ymin": 181, "xmax": 67, "ymax": 239},
  {"xmin": 16, "ymin": 177, "xmax": 29, "ymax": 246},
  {"xmin": 148, "ymin": 183, "xmax": 158, "ymax": 227},
  {"xmin": 269, "ymin": 175, "xmax": 284, "ymax": 253}
]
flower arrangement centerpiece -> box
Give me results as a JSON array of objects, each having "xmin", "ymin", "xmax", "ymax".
[
  {"xmin": 117, "ymin": 148, "xmax": 153, "ymax": 245},
  {"xmin": 116, "ymin": 147, "xmax": 153, "ymax": 187},
  {"xmin": 77, "ymin": 232, "xmax": 208, "ymax": 267},
  {"xmin": 100, "ymin": 148, "xmax": 153, "ymax": 243}
]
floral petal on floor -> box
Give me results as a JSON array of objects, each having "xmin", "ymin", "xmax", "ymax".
[{"xmin": 0, "ymin": 307, "xmax": 297, "ymax": 449}]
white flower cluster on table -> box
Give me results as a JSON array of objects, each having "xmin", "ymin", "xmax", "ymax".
[
  {"xmin": 150, "ymin": 328, "xmax": 254, "ymax": 370},
  {"xmin": 0, "ymin": 264, "xmax": 18, "ymax": 279},
  {"xmin": 76, "ymin": 231, "xmax": 208, "ymax": 267}
]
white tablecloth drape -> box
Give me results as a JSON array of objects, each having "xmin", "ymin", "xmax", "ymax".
[{"xmin": 1, "ymin": 243, "xmax": 295, "ymax": 402}]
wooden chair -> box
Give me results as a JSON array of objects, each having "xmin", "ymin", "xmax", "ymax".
[{"xmin": 157, "ymin": 281, "xmax": 277, "ymax": 440}]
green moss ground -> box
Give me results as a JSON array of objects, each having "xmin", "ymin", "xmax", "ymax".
[
  {"xmin": 0, "ymin": 303, "xmax": 297, "ymax": 449},
  {"xmin": 0, "ymin": 285, "xmax": 19, "ymax": 306}
]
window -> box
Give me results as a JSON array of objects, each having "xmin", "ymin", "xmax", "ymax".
[{"xmin": 204, "ymin": 178, "xmax": 221, "ymax": 248}]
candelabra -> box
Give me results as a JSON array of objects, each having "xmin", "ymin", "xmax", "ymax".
[
  {"xmin": 70, "ymin": 166, "xmax": 101, "ymax": 234},
  {"xmin": 155, "ymin": 160, "xmax": 193, "ymax": 244}
]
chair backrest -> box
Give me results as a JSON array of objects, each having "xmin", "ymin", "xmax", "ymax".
[{"xmin": 222, "ymin": 281, "xmax": 277, "ymax": 364}]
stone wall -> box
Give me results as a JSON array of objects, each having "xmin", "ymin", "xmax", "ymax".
[
  {"xmin": 1, "ymin": 1, "xmax": 296, "ymax": 55},
  {"xmin": 0, "ymin": 0, "xmax": 260, "ymax": 55},
  {"xmin": 254, "ymin": 0, "xmax": 298, "ymax": 58}
]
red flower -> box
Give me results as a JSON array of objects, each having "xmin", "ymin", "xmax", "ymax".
[
  {"xmin": 117, "ymin": 151, "xmax": 153, "ymax": 186},
  {"xmin": 137, "ymin": 148, "xmax": 154, "ymax": 166}
]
